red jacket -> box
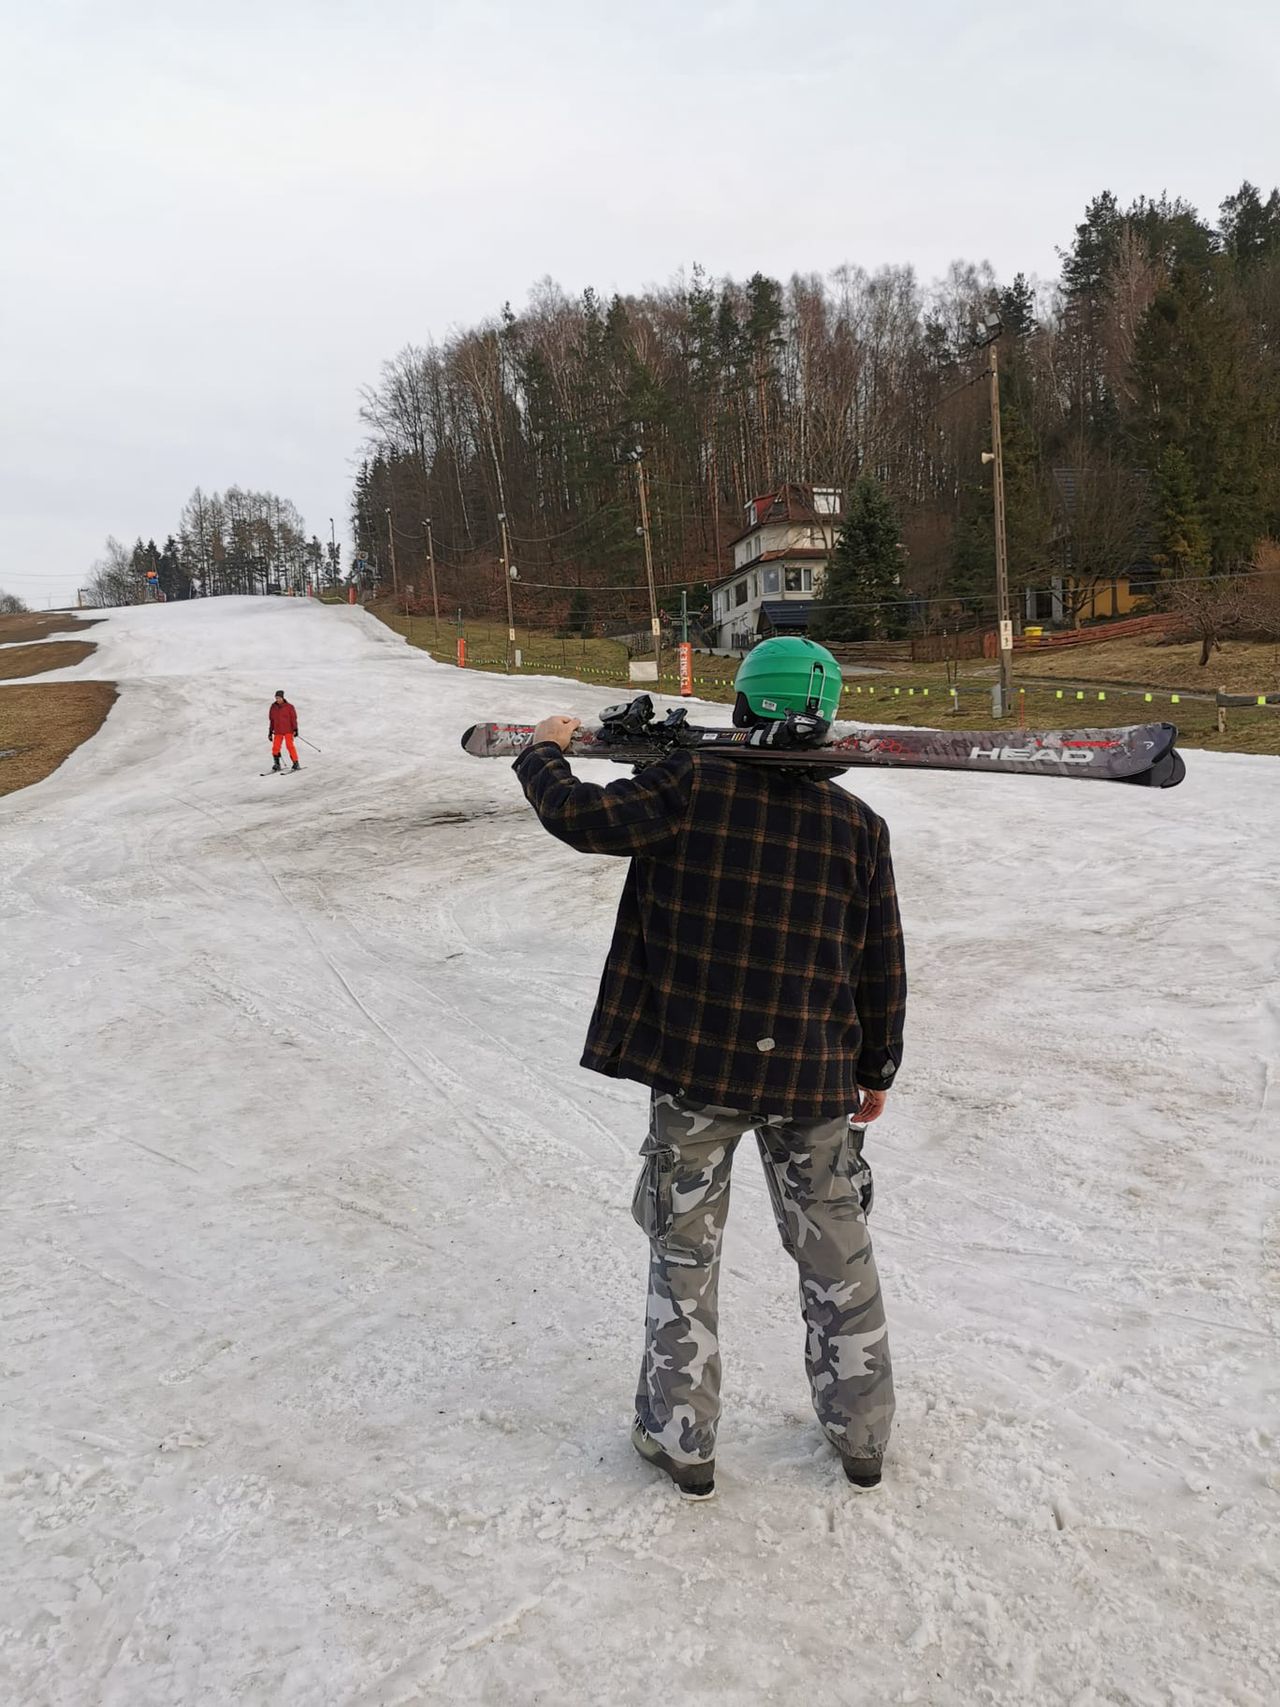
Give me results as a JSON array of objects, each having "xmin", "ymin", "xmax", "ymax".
[{"xmin": 269, "ymin": 700, "xmax": 298, "ymax": 736}]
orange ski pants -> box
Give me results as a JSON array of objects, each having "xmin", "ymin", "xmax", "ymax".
[{"xmin": 272, "ymin": 732, "xmax": 298, "ymax": 763}]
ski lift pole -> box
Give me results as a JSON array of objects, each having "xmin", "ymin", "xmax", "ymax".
[{"xmin": 633, "ymin": 454, "xmax": 661, "ymax": 679}]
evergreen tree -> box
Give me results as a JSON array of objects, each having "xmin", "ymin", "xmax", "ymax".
[
  {"xmin": 560, "ymin": 586, "xmax": 590, "ymax": 636},
  {"xmin": 1219, "ymin": 182, "xmax": 1280, "ymax": 267},
  {"xmin": 811, "ymin": 476, "xmax": 904, "ymax": 642},
  {"xmin": 157, "ymin": 534, "xmax": 187, "ymax": 600},
  {"xmin": 998, "ymin": 273, "xmax": 1037, "ymax": 339},
  {"xmin": 1153, "ymin": 445, "xmax": 1211, "ymax": 577},
  {"xmin": 999, "ymin": 391, "xmax": 1052, "ymax": 588},
  {"xmin": 945, "ymin": 509, "xmax": 994, "ymax": 620},
  {"xmin": 1133, "ymin": 259, "xmax": 1264, "ymax": 569}
]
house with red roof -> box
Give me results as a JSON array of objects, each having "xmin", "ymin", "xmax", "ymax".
[{"xmin": 709, "ymin": 483, "xmax": 843, "ymax": 650}]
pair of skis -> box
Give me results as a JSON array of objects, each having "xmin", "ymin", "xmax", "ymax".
[{"xmin": 461, "ymin": 695, "xmax": 1185, "ymax": 788}]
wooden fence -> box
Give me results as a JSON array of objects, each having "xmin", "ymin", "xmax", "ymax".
[{"xmin": 985, "ymin": 612, "xmax": 1178, "ymax": 657}]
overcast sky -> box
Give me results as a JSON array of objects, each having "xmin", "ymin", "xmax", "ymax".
[{"xmin": 2, "ymin": 0, "xmax": 1276, "ymax": 608}]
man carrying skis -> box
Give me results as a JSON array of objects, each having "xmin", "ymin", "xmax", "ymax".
[
  {"xmin": 268, "ymin": 690, "xmax": 300, "ymax": 771},
  {"xmin": 512, "ymin": 637, "xmax": 905, "ymax": 1499}
]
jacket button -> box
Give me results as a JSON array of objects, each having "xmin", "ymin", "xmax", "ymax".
[{"xmin": 756, "ymin": 1037, "xmax": 776, "ymax": 1052}]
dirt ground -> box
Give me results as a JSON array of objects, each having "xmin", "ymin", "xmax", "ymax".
[
  {"xmin": 0, "ymin": 682, "xmax": 118, "ymax": 798},
  {"xmin": 0, "ymin": 612, "xmax": 101, "ymax": 646},
  {"xmin": 0, "ymin": 640, "xmax": 98, "ymax": 680}
]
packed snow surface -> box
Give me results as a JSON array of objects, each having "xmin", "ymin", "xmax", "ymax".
[{"xmin": 2, "ymin": 598, "xmax": 1277, "ymax": 1707}]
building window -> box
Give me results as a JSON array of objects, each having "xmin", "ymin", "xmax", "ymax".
[
  {"xmin": 734, "ymin": 579, "xmax": 748, "ymax": 607},
  {"xmin": 763, "ymin": 567, "xmax": 780, "ymax": 593},
  {"xmin": 784, "ymin": 567, "xmax": 813, "ymax": 592}
]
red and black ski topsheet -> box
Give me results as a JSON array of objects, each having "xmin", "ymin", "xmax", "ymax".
[{"xmin": 461, "ymin": 704, "xmax": 1185, "ymax": 788}]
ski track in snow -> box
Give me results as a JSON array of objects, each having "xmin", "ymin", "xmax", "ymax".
[{"xmin": 1, "ymin": 598, "xmax": 1278, "ymax": 1707}]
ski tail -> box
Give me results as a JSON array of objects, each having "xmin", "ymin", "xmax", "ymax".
[{"xmin": 461, "ymin": 722, "xmax": 532, "ymax": 759}]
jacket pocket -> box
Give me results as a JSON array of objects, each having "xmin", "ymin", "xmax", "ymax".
[{"xmin": 631, "ymin": 1141, "xmax": 676, "ymax": 1238}]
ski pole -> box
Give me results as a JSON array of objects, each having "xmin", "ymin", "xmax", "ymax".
[{"xmin": 297, "ymin": 736, "xmax": 322, "ymax": 753}]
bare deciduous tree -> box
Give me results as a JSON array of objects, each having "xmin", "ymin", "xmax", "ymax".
[{"xmin": 1169, "ymin": 574, "xmax": 1252, "ymax": 666}]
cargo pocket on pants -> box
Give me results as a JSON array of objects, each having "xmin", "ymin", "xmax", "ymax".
[
  {"xmin": 843, "ymin": 1121, "xmax": 875, "ymax": 1218},
  {"xmin": 631, "ymin": 1141, "xmax": 676, "ymax": 1238}
]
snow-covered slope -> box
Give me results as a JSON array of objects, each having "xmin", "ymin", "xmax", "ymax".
[{"xmin": 2, "ymin": 598, "xmax": 1277, "ymax": 1706}]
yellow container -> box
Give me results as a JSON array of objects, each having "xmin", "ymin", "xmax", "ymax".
[{"xmin": 1025, "ymin": 626, "xmax": 1043, "ymax": 642}]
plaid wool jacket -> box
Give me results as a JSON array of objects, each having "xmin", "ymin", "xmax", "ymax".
[{"xmin": 513, "ymin": 743, "xmax": 906, "ymax": 1119}]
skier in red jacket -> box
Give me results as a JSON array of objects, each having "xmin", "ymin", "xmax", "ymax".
[{"xmin": 268, "ymin": 691, "xmax": 300, "ymax": 771}]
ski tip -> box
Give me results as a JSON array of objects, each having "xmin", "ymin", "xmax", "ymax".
[
  {"xmin": 1126, "ymin": 739, "xmax": 1185, "ymax": 788},
  {"xmin": 460, "ymin": 724, "xmax": 477, "ymax": 753}
]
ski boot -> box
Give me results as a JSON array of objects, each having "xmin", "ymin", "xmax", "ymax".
[
  {"xmin": 291, "ymin": 760, "xmax": 301, "ymax": 771},
  {"xmin": 272, "ymin": 756, "xmax": 282, "ymax": 772},
  {"xmin": 631, "ymin": 1420, "xmax": 715, "ymax": 1500}
]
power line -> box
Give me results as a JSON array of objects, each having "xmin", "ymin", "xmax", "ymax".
[
  {"xmin": 489, "ymin": 566, "xmax": 1278, "ymax": 610},
  {"xmin": 509, "ymin": 505, "xmax": 628, "ymax": 545},
  {"xmin": 505, "ymin": 574, "xmax": 717, "ymax": 592},
  {"xmin": 385, "ymin": 502, "xmax": 626, "ymax": 551}
]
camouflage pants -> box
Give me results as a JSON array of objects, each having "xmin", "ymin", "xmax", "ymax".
[{"xmin": 631, "ymin": 1093, "xmax": 894, "ymax": 1469}]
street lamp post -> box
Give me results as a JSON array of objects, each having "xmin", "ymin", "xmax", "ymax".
[
  {"xmin": 499, "ymin": 511, "xmax": 516, "ymax": 671},
  {"xmin": 424, "ymin": 517, "xmax": 440, "ymax": 636},
  {"xmin": 385, "ymin": 506, "xmax": 399, "ymax": 597},
  {"xmin": 975, "ymin": 315, "xmax": 1014, "ymax": 711},
  {"xmin": 631, "ymin": 452, "xmax": 661, "ymax": 678}
]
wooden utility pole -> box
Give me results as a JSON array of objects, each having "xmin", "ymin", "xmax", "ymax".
[
  {"xmin": 385, "ymin": 507, "xmax": 399, "ymax": 596},
  {"xmin": 986, "ymin": 343, "xmax": 1014, "ymax": 708},
  {"xmin": 499, "ymin": 510, "xmax": 516, "ymax": 672},
  {"xmin": 424, "ymin": 517, "xmax": 440, "ymax": 635},
  {"xmin": 633, "ymin": 457, "xmax": 661, "ymax": 677}
]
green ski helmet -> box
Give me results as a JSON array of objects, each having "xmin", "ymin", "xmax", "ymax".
[{"xmin": 733, "ymin": 636, "xmax": 843, "ymax": 725}]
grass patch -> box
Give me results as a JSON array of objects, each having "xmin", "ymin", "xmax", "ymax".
[
  {"xmin": 1017, "ymin": 635, "xmax": 1280, "ymax": 696},
  {"xmin": 826, "ymin": 683, "xmax": 1280, "ymax": 756},
  {"xmin": 0, "ymin": 682, "xmax": 118, "ymax": 798},
  {"xmin": 361, "ymin": 601, "xmax": 1279, "ymax": 757},
  {"xmin": 374, "ymin": 605, "xmax": 634, "ymax": 678},
  {"xmin": 0, "ymin": 612, "xmax": 101, "ymax": 646},
  {"xmin": 0, "ymin": 640, "xmax": 97, "ymax": 680}
]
